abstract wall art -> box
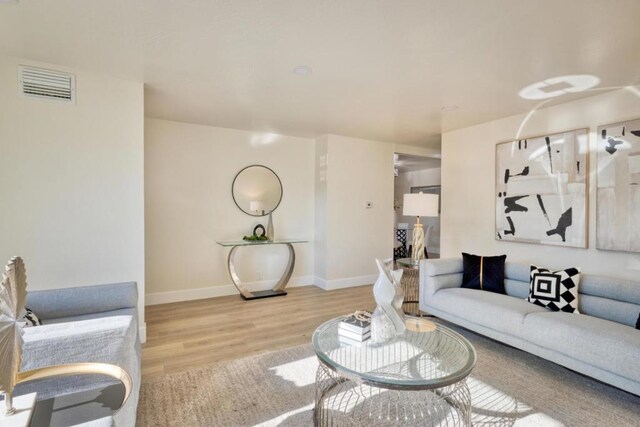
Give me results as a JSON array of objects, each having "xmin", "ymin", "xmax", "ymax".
[
  {"xmin": 596, "ymin": 118, "xmax": 640, "ymax": 252},
  {"xmin": 495, "ymin": 129, "xmax": 589, "ymax": 248}
]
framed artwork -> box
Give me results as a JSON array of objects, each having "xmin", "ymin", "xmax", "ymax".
[
  {"xmin": 495, "ymin": 129, "xmax": 589, "ymax": 248},
  {"xmin": 596, "ymin": 118, "xmax": 640, "ymax": 252}
]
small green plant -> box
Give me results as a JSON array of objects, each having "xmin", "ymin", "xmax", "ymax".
[{"xmin": 242, "ymin": 235, "xmax": 269, "ymax": 241}]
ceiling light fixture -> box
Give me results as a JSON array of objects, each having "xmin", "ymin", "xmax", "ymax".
[
  {"xmin": 441, "ymin": 105, "xmax": 459, "ymax": 111},
  {"xmin": 519, "ymin": 75, "xmax": 600, "ymax": 100},
  {"xmin": 292, "ymin": 65, "xmax": 312, "ymax": 76}
]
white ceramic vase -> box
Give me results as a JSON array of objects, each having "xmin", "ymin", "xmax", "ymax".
[{"xmin": 266, "ymin": 212, "xmax": 274, "ymax": 241}]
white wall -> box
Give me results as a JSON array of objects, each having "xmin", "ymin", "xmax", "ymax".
[
  {"xmin": 0, "ymin": 55, "xmax": 146, "ymax": 331},
  {"xmin": 314, "ymin": 135, "xmax": 329, "ymax": 280},
  {"xmin": 315, "ymin": 135, "xmax": 395, "ymax": 287},
  {"xmin": 441, "ymin": 87, "xmax": 640, "ymax": 280},
  {"xmin": 394, "ymin": 167, "xmax": 441, "ymax": 254},
  {"xmin": 145, "ymin": 119, "xmax": 315, "ymax": 303}
]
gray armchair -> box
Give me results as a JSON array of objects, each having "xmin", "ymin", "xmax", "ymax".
[{"xmin": 16, "ymin": 282, "xmax": 141, "ymax": 427}]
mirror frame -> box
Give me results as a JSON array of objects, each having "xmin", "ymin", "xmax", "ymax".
[{"xmin": 231, "ymin": 164, "xmax": 283, "ymax": 217}]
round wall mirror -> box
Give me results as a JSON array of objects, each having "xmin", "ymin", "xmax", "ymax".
[{"xmin": 232, "ymin": 165, "xmax": 283, "ymax": 217}]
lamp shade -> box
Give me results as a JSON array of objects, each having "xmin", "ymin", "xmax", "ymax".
[
  {"xmin": 249, "ymin": 200, "xmax": 264, "ymax": 213},
  {"xmin": 403, "ymin": 193, "xmax": 439, "ymax": 217}
]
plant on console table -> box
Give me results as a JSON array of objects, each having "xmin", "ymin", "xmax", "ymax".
[
  {"xmin": 243, "ymin": 224, "xmax": 269, "ymax": 241},
  {"xmin": 242, "ymin": 235, "xmax": 269, "ymax": 242}
]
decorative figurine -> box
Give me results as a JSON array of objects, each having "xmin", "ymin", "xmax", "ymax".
[{"xmin": 370, "ymin": 258, "xmax": 405, "ymax": 343}]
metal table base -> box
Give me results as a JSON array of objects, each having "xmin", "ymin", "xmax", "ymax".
[
  {"xmin": 314, "ymin": 363, "xmax": 472, "ymax": 426},
  {"xmin": 217, "ymin": 239, "xmax": 307, "ymax": 300}
]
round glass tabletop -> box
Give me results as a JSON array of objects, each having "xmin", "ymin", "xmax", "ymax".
[{"xmin": 312, "ymin": 316, "xmax": 477, "ymax": 390}]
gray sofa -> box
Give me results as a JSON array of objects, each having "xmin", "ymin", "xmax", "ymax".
[
  {"xmin": 419, "ymin": 258, "xmax": 640, "ymax": 396},
  {"xmin": 16, "ymin": 282, "xmax": 141, "ymax": 426}
]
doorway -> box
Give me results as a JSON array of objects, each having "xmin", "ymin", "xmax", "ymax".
[{"xmin": 393, "ymin": 153, "xmax": 441, "ymax": 260}]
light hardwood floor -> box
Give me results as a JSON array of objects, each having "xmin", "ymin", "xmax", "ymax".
[{"xmin": 142, "ymin": 285, "xmax": 375, "ymax": 379}]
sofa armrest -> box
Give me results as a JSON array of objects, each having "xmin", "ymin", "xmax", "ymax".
[
  {"xmin": 26, "ymin": 282, "xmax": 138, "ymax": 320},
  {"xmin": 19, "ymin": 316, "xmax": 139, "ymax": 399},
  {"xmin": 419, "ymin": 258, "xmax": 464, "ymax": 299}
]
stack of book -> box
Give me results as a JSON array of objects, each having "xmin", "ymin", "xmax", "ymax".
[{"xmin": 338, "ymin": 311, "xmax": 371, "ymax": 346}]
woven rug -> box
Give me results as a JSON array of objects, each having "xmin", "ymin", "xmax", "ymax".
[{"xmin": 137, "ymin": 323, "xmax": 640, "ymax": 426}]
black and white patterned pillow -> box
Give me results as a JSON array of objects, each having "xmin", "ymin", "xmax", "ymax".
[
  {"xmin": 527, "ymin": 265, "xmax": 581, "ymax": 313},
  {"xmin": 22, "ymin": 307, "xmax": 41, "ymax": 327}
]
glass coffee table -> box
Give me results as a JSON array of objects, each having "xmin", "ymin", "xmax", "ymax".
[{"xmin": 312, "ymin": 316, "xmax": 476, "ymax": 426}]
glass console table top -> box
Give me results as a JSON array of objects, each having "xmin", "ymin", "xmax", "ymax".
[
  {"xmin": 216, "ymin": 239, "xmax": 308, "ymax": 247},
  {"xmin": 312, "ymin": 316, "xmax": 477, "ymax": 390},
  {"xmin": 396, "ymin": 257, "xmax": 420, "ymax": 269}
]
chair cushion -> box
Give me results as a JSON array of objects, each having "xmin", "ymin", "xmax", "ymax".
[
  {"xmin": 429, "ymin": 288, "xmax": 547, "ymax": 336},
  {"xmin": 21, "ymin": 315, "xmax": 138, "ymax": 398},
  {"xmin": 26, "ymin": 282, "xmax": 137, "ymax": 320},
  {"xmin": 43, "ymin": 308, "xmax": 136, "ymax": 325},
  {"xmin": 523, "ymin": 311, "xmax": 640, "ymax": 383}
]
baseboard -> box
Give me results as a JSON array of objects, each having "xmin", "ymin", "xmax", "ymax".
[
  {"xmin": 145, "ymin": 276, "xmax": 316, "ymax": 305},
  {"xmin": 313, "ymin": 274, "xmax": 376, "ymax": 291},
  {"xmin": 139, "ymin": 323, "xmax": 147, "ymax": 344},
  {"xmin": 146, "ymin": 274, "xmax": 374, "ymax": 306}
]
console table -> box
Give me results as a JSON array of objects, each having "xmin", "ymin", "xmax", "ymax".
[{"xmin": 216, "ymin": 239, "xmax": 307, "ymax": 300}]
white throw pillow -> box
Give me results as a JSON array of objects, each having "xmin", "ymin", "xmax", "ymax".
[{"xmin": 527, "ymin": 265, "xmax": 581, "ymax": 313}]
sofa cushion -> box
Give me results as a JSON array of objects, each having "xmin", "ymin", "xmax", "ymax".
[
  {"xmin": 580, "ymin": 274, "xmax": 640, "ymax": 306},
  {"xmin": 579, "ymin": 294, "xmax": 640, "ymax": 328},
  {"xmin": 429, "ymin": 288, "xmax": 547, "ymax": 336},
  {"xmin": 523, "ymin": 311, "xmax": 640, "ymax": 383}
]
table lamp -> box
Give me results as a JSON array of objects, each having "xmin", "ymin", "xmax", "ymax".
[
  {"xmin": 403, "ymin": 192, "xmax": 439, "ymax": 262},
  {"xmin": 249, "ymin": 200, "xmax": 264, "ymax": 216}
]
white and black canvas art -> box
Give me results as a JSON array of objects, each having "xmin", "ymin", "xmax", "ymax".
[
  {"xmin": 596, "ymin": 118, "xmax": 640, "ymax": 252},
  {"xmin": 495, "ymin": 129, "xmax": 588, "ymax": 248}
]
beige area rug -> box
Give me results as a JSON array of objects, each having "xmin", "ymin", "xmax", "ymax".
[{"xmin": 137, "ymin": 323, "xmax": 640, "ymax": 427}]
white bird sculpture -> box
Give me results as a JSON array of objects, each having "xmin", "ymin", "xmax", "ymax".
[
  {"xmin": 371, "ymin": 258, "xmax": 405, "ymax": 343},
  {"xmin": 0, "ymin": 257, "xmax": 27, "ymax": 415}
]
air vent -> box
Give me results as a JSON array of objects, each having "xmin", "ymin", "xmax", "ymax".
[{"xmin": 18, "ymin": 66, "xmax": 75, "ymax": 103}]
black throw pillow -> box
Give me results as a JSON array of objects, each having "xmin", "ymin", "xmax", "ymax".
[
  {"xmin": 461, "ymin": 253, "xmax": 507, "ymax": 294},
  {"xmin": 636, "ymin": 313, "xmax": 640, "ymax": 330}
]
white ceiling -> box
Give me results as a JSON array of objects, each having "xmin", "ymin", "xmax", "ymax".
[
  {"xmin": 395, "ymin": 154, "xmax": 441, "ymax": 172},
  {"xmin": 1, "ymin": 1, "xmax": 639, "ymax": 149}
]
